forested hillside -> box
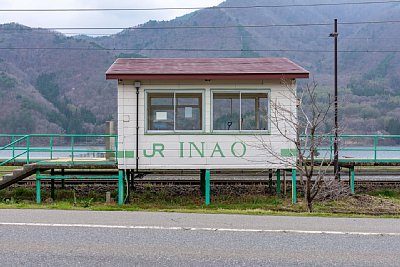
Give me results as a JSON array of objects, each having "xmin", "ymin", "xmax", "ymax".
[{"xmin": 0, "ymin": 0, "xmax": 399, "ymax": 134}]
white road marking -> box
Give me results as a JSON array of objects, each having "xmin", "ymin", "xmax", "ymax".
[{"xmin": 0, "ymin": 222, "xmax": 399, "ymax": 236}]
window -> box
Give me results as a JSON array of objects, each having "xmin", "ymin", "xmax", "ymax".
[
  {"xmin": 147, "ymin": 91, "xmax": 203, "ymax": 132},
  {"xmin": 212, "ymin": 91, "xmax": 269, "ymax": 131},
  {"xmin": 148, "ymin": 93, "xmax": 174, "ymax": 131}
]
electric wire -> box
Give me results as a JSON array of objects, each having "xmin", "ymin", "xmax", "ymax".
[
  {"xmin": 0, "ymin": 20, "xmax": 400, "ymax": 34},
  {"xmin": 0, "ymin": 0, "xmax": 399, "ymax": 12},
  {"xmin": 0, "ymin": 47, "xmax": 398, "ymax": 53},
  {"xmin": 1, "ymin": 19, "xmax": 399, "ymax": 32}
]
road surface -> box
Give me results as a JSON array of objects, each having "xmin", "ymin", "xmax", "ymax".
[{"xmin": 0, "ymin": 209, "xmax": 400, "ymax": 266}]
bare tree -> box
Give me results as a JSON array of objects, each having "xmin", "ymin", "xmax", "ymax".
[{"xmin": 255, "ymin": 79, "xmax": 346, "ymax": 212}]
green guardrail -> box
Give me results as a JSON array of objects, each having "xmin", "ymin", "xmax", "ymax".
[
  {"xmin": 0, "ymin": 134, "xmax": 118, "ymax": 166},
  {"xmin": 1, "ymin": 134, "xmax": 400, "ymax": 165},
  {"xmin": 303, "ymin": 134, "xmax": 400, "ymax": 163}
]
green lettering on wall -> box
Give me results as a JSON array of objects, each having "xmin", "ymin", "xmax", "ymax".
[
  {"xmin": 211, "ymin": 143, "xmax": 225, "ymax": 158},
  {"xmin": 143, "ymin": 143, "xmax": 165, "ymax": 158},
  {"xmin": 281, "ymin": 148, "xmax": 298, "ymax": 157},
  {"xmin": 231, "ymin": 142, "xmax": 246, "ymax": 157},
  {"xmin": 179, "ymin": 142, "xmax": 184, "ymax": 158},
  {"xmin": 117, "ymin": 151, "xmax": 134, "ymax": 158},
  {"xmin": 189, "ymin": 142, "xmax": 205, "ymax": 158}
]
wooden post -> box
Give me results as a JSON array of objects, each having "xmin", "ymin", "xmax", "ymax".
[{"xmin": 106, "ymin": 192, "xmax": 111, "ymax": 204}]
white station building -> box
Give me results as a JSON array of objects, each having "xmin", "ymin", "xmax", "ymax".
[{"xmin": 106, "ymin": 58, "xmax": 309, "ymax": 174}]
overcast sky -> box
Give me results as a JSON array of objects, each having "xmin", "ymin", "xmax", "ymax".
[{"xmin": 0, "ymin": 0, "xmax": 224, "ymax": 35}]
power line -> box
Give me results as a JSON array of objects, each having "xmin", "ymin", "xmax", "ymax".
[
  {"xmin": 10, "ymin": 30, "xmax": 400, "ymax": 40},
  {"xmin": 0, "ymin": 47, "xmax": 398, "ymax": 53},
  {"xmin": 0, "ymin": 0, "xmax": 399, "ymax": 12},
  {"xmin": 1, "ymin": 20, "xmax": 400, "ymax": 32},
  {"xmin": 0, "ymin": 23, "xmax": 331, "ymax": 31}
]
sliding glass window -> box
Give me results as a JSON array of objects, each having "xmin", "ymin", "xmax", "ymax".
[
  {"xmin": 212, "ymin": 91, "xmax": 269, "ymax": 132},
  {"xmin": 147, "ymin": 91, "xmax": 203, "ymax": 132}
]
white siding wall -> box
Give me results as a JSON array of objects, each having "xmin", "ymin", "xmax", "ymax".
[{"xmin": 117, "ymin": 79, "xmax": 297, "ymax": 170}]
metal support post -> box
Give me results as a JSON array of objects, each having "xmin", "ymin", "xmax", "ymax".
[
  {"xmin": 276, "ymin": 169, "xmax": 281, "ymax": 196},
  {"xmin": 205, "ymin": 169, "xmax": 210, "ymax": 206},
  {"xmin": 350, "ymin": 166, "xmax": 355, "ymax": 194},
  {"xmin": 51, "ymin": 169, "xmax": 55, "ymax": 200},
  {"xmin": 36, "ymin": 170, "xmax": 41, "ymax": 204},
  {"xmin": 125, "ymin": 169, "xmax": 130, "ymax": 204},
  {"xmin": 135, "ymin": 83, "xmax": 140, "ymax": 174},
  {"xmin": 330, "ymin": 19, "xmax": 340, "ymax": 180},
  {"xmin": 268, "ymin": 169, "xmax": 273, "ymax": 193},
  {"xmin": 118, "ymin": 170, "xmax": 124, "ymax": 206},
  {"xmin": 200, "ymin": 169, "xmax": 206, "ymax": 196},
  {"xmin": 130, "ymin": 170, "xmax": 135, "ymax": 191},
  {"xmin": 292, "ymin": 168, "xmax": 297, "ymax": 204},
  {"xmin": 61, "ymin": 169, "xmax": 65, "ymax": 189}
]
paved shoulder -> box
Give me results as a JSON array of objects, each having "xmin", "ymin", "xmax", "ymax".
[{"xmin": 0, "ymin": 209, "xmax": 399, "ymax": 235}]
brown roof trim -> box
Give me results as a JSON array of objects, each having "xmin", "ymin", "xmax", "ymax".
[
  {"xmin": 105, "ymin": 58, "xmax": 310, "ymax": 81},
  {"xmin": 106, "ymin": 73, "xmax": 309, "ymax": 80}
]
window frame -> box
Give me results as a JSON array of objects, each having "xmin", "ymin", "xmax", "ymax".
[
  {"xmin": 211, "ymin": 89, "xmax": 270, "ymax": 133},
  {"xmin": 145, "ymin": 89, "xmax": 205, "ymax": 134}
]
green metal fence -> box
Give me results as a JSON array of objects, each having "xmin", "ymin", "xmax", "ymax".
[
  {"xmin": 306, "ymin": 134, "xmax": 400, "ymax": 163},
  {"xmin": 1, "ymin": 134, "xmax": 400, "ymax": 166},
  {"xmin": 0, "ymin": 134, "xmax": 118, "ymax": 166}
]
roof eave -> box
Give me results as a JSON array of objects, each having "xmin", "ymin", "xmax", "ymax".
[{"xmin": 106, "ymin": 73, "xmax": 309, "ymax": 80}]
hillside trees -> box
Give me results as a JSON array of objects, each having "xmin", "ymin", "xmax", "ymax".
[{"xmin": 35, "ymin": 73, "xmax": 97, "ymax": 133}]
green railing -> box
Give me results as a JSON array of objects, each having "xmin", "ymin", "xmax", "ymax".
[
  {"xmin": 0, "ymin": 134, "xmax": 118, "ymax": 166},
  {"xmin": 1, "ymin": 134, "xmax": 400, "ymax": 166},
  {"xmin": 305, "ymin": 134, "xmax": 400, "ymax": 163}
]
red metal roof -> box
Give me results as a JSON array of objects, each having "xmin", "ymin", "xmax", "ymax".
[{"xmin": 106, "ymin": 58, "xmax": 309, "ymax": 80}]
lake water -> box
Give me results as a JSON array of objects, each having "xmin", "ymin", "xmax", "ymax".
[
  {"xmin": 1, "ymin": 146, "xmax": 399, "ymax": 160},
  {"xmin": 0, "ymin": 146, "xmax": 107, "ymax": 159}
]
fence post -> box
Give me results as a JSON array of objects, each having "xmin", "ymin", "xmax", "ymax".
[
  {"xmin": 106, "ymin": 121, "xmax": 115, "ymax": 161},
  {"xmin": 71, "ymin": 136, "xmax": 74, "ymax": 162},
  {"xmin": 27, "ymin": 135, "xmax": 30, "ymax": 164},
  {"xmin": 12, "ymin": 136, "xmax": 15, "ymax": 162},
  {"xmin": 50, "ymin": 136, "xmax": 53, "ymax": 160},
  {"xmin": 36, "ymin": 170, "xmax": 41, "ymax": 204},
  {"xmin": 374, "ymin": 135, "xmax": 377, "ymax": 162}
]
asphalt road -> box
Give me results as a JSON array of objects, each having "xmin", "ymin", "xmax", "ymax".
[{"xmin": 1, "ymin": 209, "xmax": 400, "ymax": 266}]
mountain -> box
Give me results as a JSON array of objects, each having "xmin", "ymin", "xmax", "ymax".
[{"xmin": 0, "ymin": 0, "xmax": 399, "ymax": 135}]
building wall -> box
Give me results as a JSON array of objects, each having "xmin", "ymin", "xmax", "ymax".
[{"xmin": 117, "ymin": 79, "xmax": 297, "ymax": 170}]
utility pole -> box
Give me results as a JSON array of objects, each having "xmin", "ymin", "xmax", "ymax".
[{"xmin": 330, "ymin": 19, "xmax": 339, "ymax": 180}]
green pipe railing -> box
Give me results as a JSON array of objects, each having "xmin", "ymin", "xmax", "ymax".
[
  {"xmin": 1, "ymin": 133, "xmax": 400, "ymax": 165},
  {"xmin": 303, "ymin": 134, "xmax": 400, "ymax": 163},
  {"xmin": 0, "ymin": 134, "xmax": 118, "ymax": 165}
]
